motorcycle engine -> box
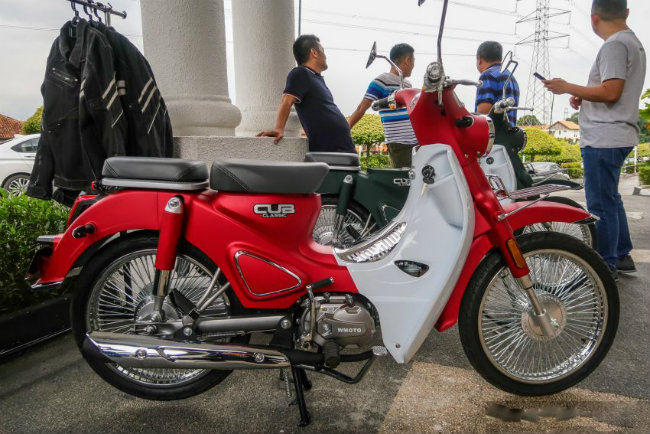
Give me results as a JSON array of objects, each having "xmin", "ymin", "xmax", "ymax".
[{"xmin": 299, "ymin": 294, "xmax": 376, "ymax": 349}]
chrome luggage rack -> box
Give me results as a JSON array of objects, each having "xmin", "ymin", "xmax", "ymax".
[{"xmin": 486, "ymin": 175, "xmax": 572, "ymax": 221}]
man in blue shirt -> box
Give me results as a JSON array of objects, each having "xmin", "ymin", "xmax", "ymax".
[
  {"xmin": 348, "ymin": 43, "xmax": 418, "ymax": 168},
  {"xmin": 475, "ymin": 41, "xmax": 520, "ymax": 126},
  {"xmin": 257, "ymin": 35, "xmax": 355, "ymax": 153}
]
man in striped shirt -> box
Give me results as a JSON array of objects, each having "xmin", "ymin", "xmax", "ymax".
[
  {"xmin": 475, "ymin": 41, "xmax": 520, "ymax": 126},
  {"xmin": 348, "ymin": 44, "xmax": 418, "ymax": 168}
]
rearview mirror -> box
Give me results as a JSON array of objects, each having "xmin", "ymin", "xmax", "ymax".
[
  {"xmin": 366, "ymin": 42, "xmax": 377, "ymax": 69},
  {"xmin": 500, "ymin": 51, "xmax": 513, "ymax": 74}
]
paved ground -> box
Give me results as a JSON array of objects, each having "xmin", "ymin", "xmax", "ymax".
[{"xmin": 1, "ymin": 175, "xmax": 648, "ymax": 434}]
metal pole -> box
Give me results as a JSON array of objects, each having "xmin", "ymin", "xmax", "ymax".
[{"xmin": 298, "ymin": 0, "xmax": 302, "ymax": 36}]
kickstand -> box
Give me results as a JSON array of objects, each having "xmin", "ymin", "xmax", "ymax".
[{"xmin": 290, "ymin": 366, "xmax": 311, "ymax": 427}]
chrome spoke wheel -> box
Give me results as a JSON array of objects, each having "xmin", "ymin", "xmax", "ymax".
[
  {"xmin": 522, "ymin": 222, "xmax": 593, "ymax": 247},
  {"xmin": 86, "ymin": 248, "xmax": 230, "ymax": 387},
  {"xmin": 313, "ymin": 204, "xmax": 371, "ymax": 247},
  {"xmin": 478, "ymin": 248, "xmax": 607, "ymax": 384}
]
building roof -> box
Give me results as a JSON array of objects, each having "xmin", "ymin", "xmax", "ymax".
[
  {"xmin": 550, "ymin": 120, "xmax": 579, "ymax": 130},
  {"xmin": 0, "ymin": 114, "xmax": 24, "ymax": 140}
]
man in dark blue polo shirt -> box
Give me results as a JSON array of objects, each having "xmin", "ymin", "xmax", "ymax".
[
  {"xmin": 257, "ymin": 35, "xmax": 356, "ymax": 153},
  {"xmin": 475, "ymin": 41, "xmax": 520, "ymax": 126}
]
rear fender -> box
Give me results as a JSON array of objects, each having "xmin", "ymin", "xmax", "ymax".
[
  {"xmin": 31, "ymin": 191, "xmax": 169, "ymax": 286},
  {"xmin": 435, "ymin": 199, "xmax": 592, "ymax": 331}
]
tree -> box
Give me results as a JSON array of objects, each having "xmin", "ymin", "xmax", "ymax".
[
  {"xmin": 566, "ymin": 111, "xmax": 579, "ymax": 124},
  {"xmin": 637, "ymin": 143, "xmax": 649, "ymax": 159},
  {"xmin": 638, "ymin": 116, "xmax": 650, "ymax": 143},
  {"xmin": 640, "ymin": 89, "xmax": 650, "ymax": 143},
  {"xmin": 521, "ymin": 127, "xmax": 562, "ymax": 161},
  {"xmin": 640, "ymin": 88, "xmax": 650, "ymax": 121},
  {"xmin": 517, "ymin": 114, "xmax": 541, "ymax": 126},
  {"xmin": 21, "ymin": 106, "xmax": 43, "ymax": 134},
  {"xmin": 350, "ymin": 114, "xmax": 384, "ymax": 157}
]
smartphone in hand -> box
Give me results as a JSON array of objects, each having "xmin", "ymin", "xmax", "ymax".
[{"xmin": 533, "ymin": 72, "xmax": 546, "ymax": 81}]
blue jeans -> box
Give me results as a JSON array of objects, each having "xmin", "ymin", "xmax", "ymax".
[{"xmin": 581, "ymin": 146, "xmax": 633, "ymax": 269}]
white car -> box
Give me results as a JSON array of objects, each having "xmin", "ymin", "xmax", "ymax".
[{"xmin": 0, "ymin": 134, "xmax": 39, "ymax": 197}]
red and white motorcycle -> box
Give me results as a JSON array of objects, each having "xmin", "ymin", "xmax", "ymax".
[{"xmin": 27, "ymin": 0, "xmax": 617, "ymax": 426}]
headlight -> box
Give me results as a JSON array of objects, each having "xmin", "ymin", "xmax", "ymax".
[{"xmin": 484, "ymin": 115, "xmax": 495, "ymax": 156}]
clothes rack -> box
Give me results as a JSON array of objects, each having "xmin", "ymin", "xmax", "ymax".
[{"xmin": 67, "ymin": 0, "xmax": 126, "ymax": 26}]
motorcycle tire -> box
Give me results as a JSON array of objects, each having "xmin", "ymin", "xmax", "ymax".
[
  {"xmin": 71, "ymin": 233, "xmax": 247, "ymax": 401},
  {"xmin": 313, "ymin": 196, "xmax": 374, "ymax": 247},
  {"xmin": 458, "ymin": 232, "xmax": 618, "ymax": 396},
  {"xmin": 520, "ymin": 196, "xmax": 597, "ymax": 249}
]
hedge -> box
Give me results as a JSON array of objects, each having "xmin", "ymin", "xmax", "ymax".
[
  {"xmin": 361, "ymin": 153, "xmax": 391, "ymax": 170},
  {"xmin": 0, "ymin": 190, "xmax": 69, "ymax": 314},
  {"xmin": 639, "ymin": 165, "xmax": 650, "ymax": 186},
  {"xmin": 561, "ymin": 162, "xmax": 583, "ymax": 179}
]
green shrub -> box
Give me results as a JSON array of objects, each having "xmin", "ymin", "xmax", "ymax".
[
  {"xmin": 521, "ymin": 128, "xmax": 562, "ymax": 161},
  {"xmin": 0, "ymin": 191, "xmax": 69, "ymax": 314},
  {"xmin": 548, "ymin": 143, "xmax": 582, "ymax": 164},
  {"xmin": 21, "ymin": 106, "xmax": 43, "ymax": 134},
  {"xmin": 566, "ymin": 168, "xmax": 584, "ymax": 179},
  {"xmin": 360, "ymin": 153, "xmax": 391, "ymax": 170},
  {"xmin": 350, "ymin": 114, "xmax": 384, "ymax": 157},
  {"xmin": 560, "ymin": 163, "xmax": 583, "ymax": 179},
  {"xmin": 639, "ymin": 165, "xmax": 650, "ymax": 186}
]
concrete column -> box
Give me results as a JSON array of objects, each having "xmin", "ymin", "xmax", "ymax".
[
  {"xmin": 140, "ymin": 0, "xmax": 240, "ymax": 135},
  {"xmin": 232, "ymin": 0, "xmax": 301, "ymax": 136}
]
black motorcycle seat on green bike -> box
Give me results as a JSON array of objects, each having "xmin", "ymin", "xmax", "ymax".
[
  {"xmin": 211, "ymin": 159, "xmax": 329, "ymax": 194},
  {"xmin": 304, "ymin": 152, "xmax": 360, "ymax": 167}
]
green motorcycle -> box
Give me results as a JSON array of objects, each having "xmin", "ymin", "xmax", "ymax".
[
  {"xmin": 306, "ymin": 152, "xmax": 410, "ymax": 246},
  {"xmin": 310, "ymin": 47, "xmax": 594, "ymax": 248}
]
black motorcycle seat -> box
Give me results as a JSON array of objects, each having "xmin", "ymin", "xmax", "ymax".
[
  {"xmin": 102, "ymin": 157, "xmax": 209, "ymax": 182},
  {"xmin": 210, "ymin": 159, "xmax": 329, "ymax": 194},
  {"xmin": 304, "ymin": 152, "xmax": 360, "ymax": 167}
]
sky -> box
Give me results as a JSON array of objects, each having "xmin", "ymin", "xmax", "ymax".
[{"xmin": 0, "ymin": 0, "xmax": 648, "ymax": 126}]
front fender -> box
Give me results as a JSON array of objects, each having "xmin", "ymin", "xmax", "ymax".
[
  {"xmin": 434, "ymin": 199, "xmax": 593, "ymax": 332},
  {"xmin": 502, "ymin": 200, "xmax": 592, "ymax": 232}
]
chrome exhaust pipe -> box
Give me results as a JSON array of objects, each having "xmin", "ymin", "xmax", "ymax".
[{"xmin": 84, "ymin": 331, "xmax": 290, "ymax": 370}]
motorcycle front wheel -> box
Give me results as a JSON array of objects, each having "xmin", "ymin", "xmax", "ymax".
[
  {"xmin": 71, "ymin": 234, "xmax": 246, "ymax": 400},
  {"xmin": 459, "ymin": 232, "xmax": 618, "ymax": 395}
]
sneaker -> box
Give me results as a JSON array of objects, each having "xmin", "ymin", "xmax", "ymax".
[
  {"xmin": 616, "ymin": 254, "xmax": 637, "ymax": 274},
  {"xmin": 610, "ymin": 268, "xmax": 619, "ymax": 282}
]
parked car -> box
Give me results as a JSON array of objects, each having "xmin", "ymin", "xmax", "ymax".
[
  {"xmin": 0, "ymin": 134, "xmax": 39, "ymax": 197},
  {"xmin": 525, "ymin": 161, "xmax": 571, "ymax": 184}
]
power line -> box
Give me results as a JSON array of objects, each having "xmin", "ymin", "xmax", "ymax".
[
  {"xmin": 302, "ymin": 8, "xmax": 517, "ymax": 37},
  {"xmin": 304, "ymin": 18, "xmax": 519, "ymax": 44},
  {"xmin": 0, "ymin": 23, "xmax": 142, "ymax": 37}
]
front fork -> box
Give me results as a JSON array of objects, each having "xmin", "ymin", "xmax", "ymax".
[
  {"xmin": 497, "ymin": 217, "xmax": 558, "ymax": 336},
  {"xmin": 151, "ymin": 196, "xmax": 185, "ymax": 320},
  {"xmin": 332, "ymin": 175, "xmax": 355, "ymax": 242},
  {"xmin": 470, "ymin": 159, "xmax": 557, "ymax": 336}
]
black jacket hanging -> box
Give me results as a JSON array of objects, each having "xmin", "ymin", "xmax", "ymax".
[
  {"xmin": 91, "ymin": 21, "xmax": 173, "ymax": 158},
  {"xmin": 27, "ymin": 19, "xmax": 127, "ymax": 200}
]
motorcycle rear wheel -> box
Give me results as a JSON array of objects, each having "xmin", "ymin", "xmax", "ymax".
[
  {"xmin": 71, "ymin": 234, "xmax": 245, "ymax": 400},
  {"xmin": 458, "ymin": 232, "xmax": 618, "ymax": 395}
]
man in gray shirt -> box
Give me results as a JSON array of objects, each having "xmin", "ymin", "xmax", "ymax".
[{"xmin": 544, "ymin": 0, "xmax": 646, "ymax": 277}]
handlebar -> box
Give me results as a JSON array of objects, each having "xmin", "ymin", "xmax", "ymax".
[
  {"xmin": 445, "ymin": 79, "xmax": 483, "ymax": 88},
  {"xmin": 371, "ymin": 94, "xmax": 396, "ymax": 111}
]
